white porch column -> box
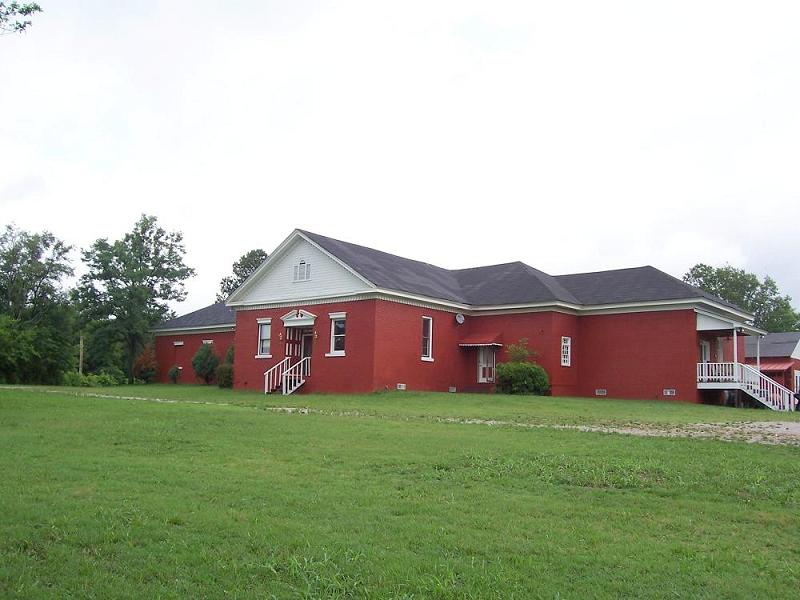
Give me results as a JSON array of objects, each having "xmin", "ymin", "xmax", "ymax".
[
  {"xmin": 757, "ymin": 335, "xmax": 762, "ymax": 372},
  {"xmin": 733, "ymin": 325, "xmax": 738, "ymax": 364}
]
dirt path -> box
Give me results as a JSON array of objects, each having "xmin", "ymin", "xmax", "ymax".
[{"xmin": 3, "ymin": 386, "xmax": 800, "ymax": 446}]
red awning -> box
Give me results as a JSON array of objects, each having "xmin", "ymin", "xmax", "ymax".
[
  {"xmin": 458, "ymin": 333, "xmax": 503, "ymax": 347},
  {"xmin": 750, "ymin": 359, "xmax": 795, "ymax": 371}
]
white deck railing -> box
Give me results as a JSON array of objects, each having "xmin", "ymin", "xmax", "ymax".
[
  {"xmin": 697, "ymin": 362, "xmax": 795, "ymax": 411},
  {"xmin": 282, "ymin": 357, "xmax": 310, "ymax": 395},
  {"xmin": 264, "ymin": 357, "xmax": 291, "ymax": 393}
]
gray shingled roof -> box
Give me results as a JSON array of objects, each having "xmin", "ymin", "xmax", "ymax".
[
  {"xmin": 745, "ymin": 332, "xmax": 800, "ymax": 358},
  {"xmin": 301, "ymin": 230, "xmax": 742, "ymax": 310},
  {"xmin": 152, "ymin": 302, "xmax": 235, "ymax": 331},
  {"xmin": 555, "ymin": 266, "xmax": 743, "ymax": 310}
]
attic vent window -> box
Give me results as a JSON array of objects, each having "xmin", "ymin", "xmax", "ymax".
[{"xmin": 293, "ymin": 260, "xmax": 311, "ymax": 282}]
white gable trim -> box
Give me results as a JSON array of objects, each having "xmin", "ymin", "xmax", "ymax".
[
  {"xmin": 791, "ymin": 340, "xmax": 800, "ymax": 360},
  {"xmin": 294, "ymin": 231, "xmax": 375, "ymax": 288},
  {"xmin": 226, "ymin": 230, "xmax": 375, "ymax": 305}
]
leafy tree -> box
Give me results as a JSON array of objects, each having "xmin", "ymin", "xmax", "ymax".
[
  {"xmin": 215, "ymin": 344, "xmax": 234, "ymax": 388},
  {"xmin": 76, "ymin": 215, "xmax": 195, "ymax": 382},
  {"xmin": 0, "ymin": 224, "xmax": 72, "ymax": 321},
  {"xmin": 0, "ymin": 225, "xmax": 75, "ymax": 383},
  {"xmin": 0, "ymin": 2, "xmax": 42, "ymax": 35},
  {"xmin": 216, "ymin": 249, "xmax": 268, "ymax": 302},
  {"xmin": 133, "ymin": 343, "xmax": 158, "ymax": 383},
  {"xmin": 192, "ymin": 344, "xmax": 219, "ymax": 384},
  {"xmin": 684, "ymin": 264, "xmax": 800, "ymax": 332}
]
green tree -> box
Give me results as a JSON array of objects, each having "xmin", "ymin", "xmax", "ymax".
[
  {"xmin": 0, "ymin": 224, "xmax": 75, "ymax": 383},
  {"xmin": 0, "ymin": 2, "xmax": 42, "ymax": 34},
  {"xmin": 76, "ymin": 215, "xmax": 195, "ymax": 382},
  {"xmin": 683, "ymin": 263, "xmax": 800, "ymax": 332},
  {"xmin": 192, "ymin": 344, "xmax": 219, "ymax": 384},
  {"xmin": 216, "ymin": 249, "xmax": 268, "ymax": 302}
]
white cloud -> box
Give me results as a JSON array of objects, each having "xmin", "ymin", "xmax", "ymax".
[{"xmin": 2, "ymin": 1, "xmax": 800, "ymax": 311}]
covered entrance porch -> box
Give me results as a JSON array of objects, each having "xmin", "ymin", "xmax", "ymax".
[
  {"xmin": 695, "ymin": 311, "xmax": 794, "ymax": 411},
  {"xmin": 264, "ymin": 309, "xmax": 316, "ymax": 395}
]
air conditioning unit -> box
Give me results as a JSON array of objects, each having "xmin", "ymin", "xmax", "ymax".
[{"xmin": 396, "ymin": 383, "xmax": 406, "ymax": 391}]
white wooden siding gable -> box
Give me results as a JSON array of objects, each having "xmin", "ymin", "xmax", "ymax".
[{"xmin": 227, "ymin": 231, "xmax": 374, "ymax": 306}]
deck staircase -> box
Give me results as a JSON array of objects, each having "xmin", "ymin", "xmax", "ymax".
[
  {"xmin": 697, "ymin": 362, "xmax": 796, "ymax": 411},
  {"xmin": 264, "ymin": 357, "xmax": 311, "ymax": 395}
]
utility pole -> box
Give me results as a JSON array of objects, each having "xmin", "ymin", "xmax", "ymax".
[{"xmin": 79, "ymin": 334, "xmax": 84, "ymax": 375}]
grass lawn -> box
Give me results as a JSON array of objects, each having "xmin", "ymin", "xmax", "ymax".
[{"xmin": 2, "ymin": 386, "xmax": 799, "ymax": 598}]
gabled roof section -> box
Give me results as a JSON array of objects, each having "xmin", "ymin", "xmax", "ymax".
[
  {"xmin": 299, "ymin": 231, "xmax": 580, "ymax": 306},
  {"xmin": 745, "ymin": 332, "xmax": 800, "ymax": 359},
  {"xmin": 152, "ymin": 302, "xmax": 235, "ymax": 332},
  {"xmin": 555, "ymin": 266, "xmax": 745, "ymax": 311},
  {"xmin": 453, "ymin": 262, "xmax": 580, "ymax": 305},
  {"xmin": 228, "ymin": 229, "xmax": 754, "ymax": 318},
  {"xmin": 299, "ymin": 230, "xmax": 467, "ymax": 303}
]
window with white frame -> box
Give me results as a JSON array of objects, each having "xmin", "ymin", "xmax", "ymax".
[
  {"xmin": 257, "ymin": 319, "xmax": 271, "ymax": 356},
  {"xmin": 202, "ymin": 339, "xmax": 213, "ymax": 345},
  {"xmin": 560, "ymin": 336, "xmax": 571, "ymax": 367},
  {"xmin": 293, "ymin": 260, "xmax": 311, "ymax": 281},
  {"xmin": 328, "ymin": 312, "xmax": 346, "ymax": 356},
  {"xmin": 421, "ymin": 316, "xmax": 433, "ymax": 360}
]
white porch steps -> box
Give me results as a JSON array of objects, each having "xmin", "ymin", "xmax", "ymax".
[
  {"xmin": 697, "ymin": 362, "xmax": 796, "ymax": 411},
  {"xmin": 264, "ymin": 357, "xmax": 311, "ymax": 395}
]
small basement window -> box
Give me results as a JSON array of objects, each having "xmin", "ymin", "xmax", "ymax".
[
  {"xmin": 173, "ymin": 341, "xmax": 184, "ymax": 347},
  {"xmin": 663, "ymin": 388, "xmax": 677, "ymax": 396},
  {"xmin": 595, "ymin": 388, "xmax": 607, "ymax": 396},
  {"xmin": 293, "ymin": 260, "xmax": 311, "ymax": 282}
]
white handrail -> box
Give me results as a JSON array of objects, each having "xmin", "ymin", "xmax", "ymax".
[
  {"xmin": 697, "ymin": 362, "xmax": 795, "ymax": 411},
  {"xmin": 264, "ymin": 357, "xmax": 291, "ymax": 394},
  {"xmin": 282, "ymin": 357, "xmax": 310, "ymax": 395}
]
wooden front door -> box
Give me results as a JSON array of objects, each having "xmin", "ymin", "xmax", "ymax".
[{"xmin": 302, "ymin": 332, "xmax": 313, "ymax": 360}]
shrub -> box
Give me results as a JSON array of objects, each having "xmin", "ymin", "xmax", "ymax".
[
  {"xmin": 98, "ymin": 365, "xmax": 127, "ymax": 385},
  {"xmin": 224, "ymin": 345, "xmax": 234, "ymax": 365},
  {"xmin": 495, "ymin": 361, "xmax": 550, "ymax": 395},
  {"xmin": 168, "ymin": 365, "xmax": 181, "ymax": 384},
  {"xmin": 504, "ymin": 338, "xmax": 539, "ymax": 363},
  {"xmin": 216, "ymin": 363, "xmax": 234, "ymax": 388},
  {"xmin": 132, "ymin": 344, "xmax": 158, "ymax": 383},
  {"xmin": 62, "ymin": 370, "xmax": 86, "ymax": 387},
  {"xmin": 61, "ymin": 371, "xmax": 120, "ymax": 387},
  {"xmin": 192, "ymin": 344, "xmax": 220, "ymax": 384}
]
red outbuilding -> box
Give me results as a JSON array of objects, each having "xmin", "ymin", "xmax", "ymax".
[
  {"xmin": 745, "ymin": 332, "xmax": 800, "ymax": 395},
  {"xmin": 153, "ymin": 229, "xmax": 796, "ymax": 411}
]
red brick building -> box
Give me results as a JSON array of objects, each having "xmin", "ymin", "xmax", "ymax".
[{"xmin": 153, "ymin": 230, "xmax": 795, "ymax": 410}]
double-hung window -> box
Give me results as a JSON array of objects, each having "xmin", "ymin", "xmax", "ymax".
[
  {"xmin": 294, "ymin": 260, "xmax": 311, "ymax": 281},
  {"xmin": 560, "ymin": 336, "xmax": 571, "ymax": 367},
  {"xmin": 257, "ymin": 319, "xmax": 272, "ymax": 357},
  {"xmin": 421, "ymin": 316, "xmax": 433, "ymax": 361},
  {"xmin": 327, "ymin": 312, "xmax": 346, "ymax": 356}
]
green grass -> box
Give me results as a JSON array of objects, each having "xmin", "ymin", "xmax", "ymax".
[
  {"xmin": 30, "ymin": 383, "xmax": 800, "ymax": 426},
  {"xmin": 2, "ymin": 386, "xmax": 799, "ymax": 598}
]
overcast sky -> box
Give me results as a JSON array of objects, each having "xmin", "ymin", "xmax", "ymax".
[{"xmin": 2, "ymin": 1, "xmax": 799, "ymax": 313}]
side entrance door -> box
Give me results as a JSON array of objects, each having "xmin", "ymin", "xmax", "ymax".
[{"xmin": 477, "ymin": 347, "xmax": 496, "ymax": 383}]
